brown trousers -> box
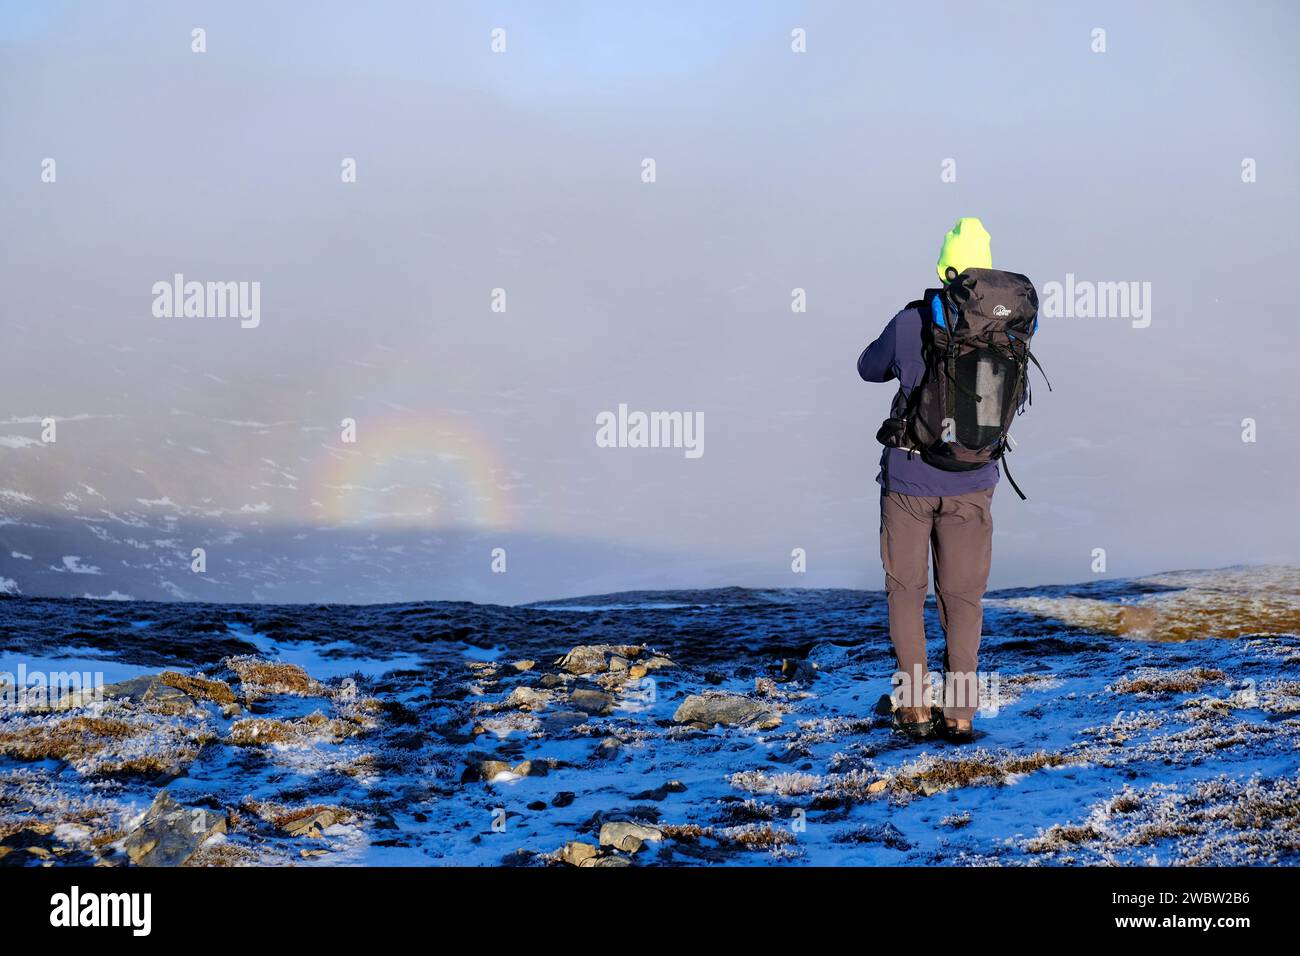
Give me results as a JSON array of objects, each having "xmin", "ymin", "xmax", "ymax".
[{"xmin": 879, "ymin": 488, "xmax": 993, "ymax": 720}]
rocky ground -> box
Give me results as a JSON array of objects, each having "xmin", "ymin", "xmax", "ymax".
[{"xmin": 1, "ymin": 565, "xmax": 1298, "ymax": 866}]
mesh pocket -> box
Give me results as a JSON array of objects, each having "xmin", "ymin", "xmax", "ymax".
[{"xmin": 953, "ymin": 351, "xmax": 1017, "ymax": 448}]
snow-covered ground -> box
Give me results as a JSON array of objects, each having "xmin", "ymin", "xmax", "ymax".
[{"xmin": 1, "ymin": 565, "xmax": 1298, "ymax": 866}]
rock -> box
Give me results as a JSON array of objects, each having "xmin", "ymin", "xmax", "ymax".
[
  {"xmin": 632, "ymin": 780, "xmax": 687, "ymax": 801},
  {"xmin": 242, "ymin": 800, "xmax": 352, "ymax": 838},
  {"xmin": 560, "ymin": 841, "xmax": 599, "ymax": 866},
  {"xmin": 36, "ymin": 684, "xmax": 103, "ymax": 712},
  {"xmin": 501, "ymin": 686, "xmax": 552, "ymax": 712},
  {"xmin": 1192, "ymin": 697, "xmax": 1233, "ymax": 715},
  {"xmin": 552, "ymin": 791, "xmax": 576, "ymax": 808},
  {"xmin": 512, "ymin": 760, "xmax": 549, "ymax": 778},
  {"xmin": 780, "ymin": 659, "xmax": 818, "ymax": 683},
  {"xmin": 475, "ymin": 712, "xmax": 542, "ymax": 739},
  {"xmin": 593, "ymin": 737, "xmax": 621, "ymax": 760},
  {"xmin": 281, "ymin": 809, "xmax": 338, "ymax": 838},
  {"xmin": 672, "ymin": 692, "xmax": 781, "ymax": 730},
  {"xmin": 480, "ymin": 760, "xmax": 516, "ymax": 781},
  {"xmin": 540, "ymin": 710, "xmax": 589, "ymax": 734},
  {"xmin": 599, "ymin": 821, "xmax": 663, "ymax": 853},
  {"xmin": 460, "ymin": 764, "xmax": 514, "ymax": 785},
  {"xmin": 510, "ymin": 660, "xmax": 536, "ymax": 673},
  {"xmin": 123, "ymin": 791, "xmax": 226, "ymax": 867},
  {"xmin": 587, "ymin": 853, "xmax": 633, "ymax": 867},
  {"xmin": 556, "ymin": 645, "xmax": 645, "ymax": 676},
  {"xmin": 100, "ymin": 675, "xmax": 198, "ymax": 715},
  {"xmin": 867, "ymin": 779, "xmax": 889, "ymax": 795},
  {"xmin": 0, "ymin": 825, "xmax": 65, "ymax": 865},
  {"xmin": 570, "ymin": 689, "xmax": 614, "ymax": 715}
]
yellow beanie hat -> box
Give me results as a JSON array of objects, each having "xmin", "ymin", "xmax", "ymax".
[{"xmin": 936, "ymin": 217, "xmax": 992, "ymax": 282}]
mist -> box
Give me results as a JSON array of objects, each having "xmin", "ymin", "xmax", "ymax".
[{"xmin": 2, "ymin": 0, "xmax": 1298, "ymax": 603}]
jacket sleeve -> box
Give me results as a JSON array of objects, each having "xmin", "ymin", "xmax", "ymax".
[{"xmin": 857, "ymin": 314, "xmax": 899, "ymax": 383}]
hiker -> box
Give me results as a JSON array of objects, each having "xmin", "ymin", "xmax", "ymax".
[{"xmin": 857, "ymin": 218, "xmax": 1043, "ymax": 743}]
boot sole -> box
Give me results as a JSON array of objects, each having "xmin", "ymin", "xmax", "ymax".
[{"xmin": 893, "ymin": 716, "xmax": 939, "ymax": 741}]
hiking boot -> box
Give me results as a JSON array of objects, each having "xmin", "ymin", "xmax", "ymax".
[
  {"xmin": 892, "ymin": 705, "xmax": 937, "ymax": 741},
  {"xmin": 940, "ymin": 715, "xmax": 975, "ymax": 744}
]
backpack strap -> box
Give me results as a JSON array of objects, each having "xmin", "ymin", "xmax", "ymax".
[
  {"xmin": 999, "ymin": 445, "xmax": 1028, "ymax": 500},
  {"xmin": 1026, "ymin": 349, "xmax": 1053, "ymax": 391}
]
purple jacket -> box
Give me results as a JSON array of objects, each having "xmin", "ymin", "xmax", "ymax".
[{"xmin": 858, "ymin": 298, "xmax": 1000, "ymax": 497}]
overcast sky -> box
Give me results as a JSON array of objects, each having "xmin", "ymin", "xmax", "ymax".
[{"xmin": 2, "ymin": 1, "xmax": 1298, "ymax": 602}]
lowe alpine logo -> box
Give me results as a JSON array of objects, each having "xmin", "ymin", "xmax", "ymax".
[{"xmin": 991, "ymin": 305, "xmax": 1012, "ymax": 316}]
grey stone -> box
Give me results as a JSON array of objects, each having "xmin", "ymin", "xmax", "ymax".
[
  {"xmin": 672, "ymin": 692, "xmax": 781, "ymax": 729},
  {"xmin": 779, "ymin": 659, "xmax": 818, "ymax": 683},
  {"xmin": 555, "ymin": 645, "xmax": 645, "ymax": 676},
  {"xmin": 512, "ymin": 759, "xmax": 549, "ymax": 778},
  {"xmin": 632, "ymin": 780, "xmax": 687, "ymax": 801},
  {"xmin": 102, "ymin": 675, "xmax": 197, "ymax": 713},
  {"xmin": 599, "ymin": 821, "xmax": 663, "ymax": 853},
  {"xmin": 569, "ymin": 689, "xmax": 614, "ymax": 715},
  {"xmin": 281, "ymin": 809, "xmax": 340, "ymax": 838},
  {"xmin": 540, "ymin": 710, "xmax": 588, "ymax": 734},
  {"xmin": 559, "ymin": 841, "xmax": 598, "ymax": 866},
  {"xmin": 501, "ymin": 686, "xmax": 552, "ymax": 712},
  {"xmin": 476, "ymin": 760, "xmax": 516, "ymax": 781},
  {"xmin": 123, "ymin": 791, "xmax": 226, "ymax": 867}
]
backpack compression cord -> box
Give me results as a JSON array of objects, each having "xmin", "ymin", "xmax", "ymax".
[{"xmin": 878, "ymin": 268, "xmax": 1050, "ymax": 499}]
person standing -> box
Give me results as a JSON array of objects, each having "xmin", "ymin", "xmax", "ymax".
[{"xmin": 858, "ymin": 217, "xmax": 1026, "ymax": 743}]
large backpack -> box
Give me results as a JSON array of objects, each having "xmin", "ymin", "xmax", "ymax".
[{"xmin": 876, "ymin": 267, "xmax": 1049, "ymax": 499}]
